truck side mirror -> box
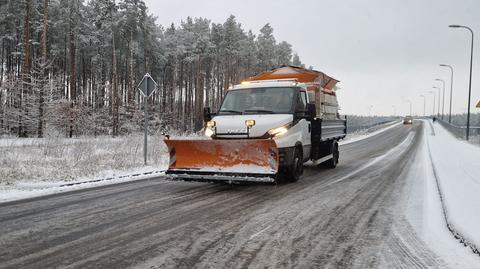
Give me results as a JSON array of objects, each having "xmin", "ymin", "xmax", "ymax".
[
  {"xmin": 307, "ymin": 103, "xmax": 316, "ymax": 120},
  {"xmin": 203, "ymin": 107, "xmax": 212, "ymax": 122}
]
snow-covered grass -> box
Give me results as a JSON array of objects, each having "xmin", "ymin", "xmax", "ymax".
[
  {"xmin": 424, "ymin": 120, "xmax": 480, "ymax": 256},
  {"xmin": 0, "ymin": 134, "xmax": 169, "ymax": 185}
]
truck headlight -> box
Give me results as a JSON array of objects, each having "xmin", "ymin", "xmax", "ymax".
[
  {"xmin": 268, "ymin": 123, "xmax": 292, "ymax": 137},
  {"xmin": 205, "ymin": 120, "xmax": 216, "ymax": 137},
  {"xmin": 205, "ymin": 128, "xmax": 214, "ymax": 137},
  {"xmin": 206, "ymin": 120, "xmax": 216, "ymax": 128}
]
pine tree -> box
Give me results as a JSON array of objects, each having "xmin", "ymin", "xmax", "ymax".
[
  {"xmin": 257, "ymin": 23, "xmax": 276, "ymax": 71},
  {"xmin": 0, "ymin": 1, "xmax": 306, "ymax": 136},
  {"xmin": 275, "ymin": 41, "xmax": 292, "ymax": 66}
]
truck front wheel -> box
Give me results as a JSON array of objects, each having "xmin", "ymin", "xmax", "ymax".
[{"xmin": 286, "ymin": 147, "xmax": 303, "ymax": 182}]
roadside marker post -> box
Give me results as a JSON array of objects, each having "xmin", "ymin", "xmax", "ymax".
[{"xmin": 138, "ymin": 73, "xmax": 157, "ymax": 165}]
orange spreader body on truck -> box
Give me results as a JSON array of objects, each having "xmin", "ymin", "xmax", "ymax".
[{"xmin": 247, "ymin": 65, "xmax": 339, "ymax": 94}]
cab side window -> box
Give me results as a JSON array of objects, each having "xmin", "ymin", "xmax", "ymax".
[{"xmin": 297, "ymin": 91, "xmax": 307, "ymax": 111}]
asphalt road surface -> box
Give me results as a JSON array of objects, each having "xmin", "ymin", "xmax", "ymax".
[{"xmin": 0, "ymin": 122, "xmax": 448, "ymax": 268}]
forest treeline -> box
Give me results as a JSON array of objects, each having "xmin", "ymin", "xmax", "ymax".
[{"xmin": 0, "ymin": 0, "xmax": 305, "ymax": 137}]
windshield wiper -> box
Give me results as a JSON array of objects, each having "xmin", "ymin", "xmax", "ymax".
[
  {"xmin": 218, "ymin": 109, "xmax": 243, "ymax": 114},
  {"xmin": 244, "ymin": 109, "xmax": 276, "ymax": 114}
]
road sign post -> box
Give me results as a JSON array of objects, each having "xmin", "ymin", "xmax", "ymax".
[{"xmin": 137, "ymin": 73, "xmax": 157, "ymax": 165}]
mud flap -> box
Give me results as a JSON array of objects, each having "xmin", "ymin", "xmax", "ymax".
[{"xmin": 164, "ymin": 139, "xmax": 279, "ymax": 182}]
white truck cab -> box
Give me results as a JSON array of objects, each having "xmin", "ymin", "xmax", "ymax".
[{"xmin": 204, "ymin": 80, "xmax": 328, "ymax": 181}]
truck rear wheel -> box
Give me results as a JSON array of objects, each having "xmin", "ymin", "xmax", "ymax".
[
  {"xmin": 286, "ymin": 147, "xmax": 303, "ymax": 182},
  {"xmin": 325, "ymin": 141, "xmax": 339, "ymax": 169}
]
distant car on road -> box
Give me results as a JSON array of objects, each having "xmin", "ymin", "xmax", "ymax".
[{"xmin": 403, "ymin": 116, "xmax": 413, "ymax": 124}]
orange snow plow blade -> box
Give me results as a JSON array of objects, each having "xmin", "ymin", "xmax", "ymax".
[{"xmin": 164, "ymin": 139, "xmax": 279, "ymax": 183}]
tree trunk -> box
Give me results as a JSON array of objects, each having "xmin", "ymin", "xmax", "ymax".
[
  {"xmin": 38, "ymin": 0, "xmax": 49, "ymax": 138},
  {"xmin": 20, "ymin": 0, "xmax": 32, "ymax": 137},
  {"xmin": 69, "ymin": 14, "xmax": 76, "ymax": 138},
  {"xmin": 194, "ymin": 55, "xmax": 204, "ymax": 131},
  {"xmin": 112, "ymin": 34, "xmax": 119, "ymax": 137},
  {"xmin": 128, "ymin": 31, "xmax": 134, "ymax": 107}
]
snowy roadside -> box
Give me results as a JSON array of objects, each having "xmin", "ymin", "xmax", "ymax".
[
  {"xmin": 422, "ymin": 120, "xmax": 480, "ymax": 257},
  {"xmin": 401, "ymin": 121, "xmax": 480, "ymax": 268},
  {"xmin": 340, "ymin": 120, "xmax": 402, "ymax": 145},
  {"xmin": 0, "ymin": 135, "xmax": 170, "ymax": 204}
]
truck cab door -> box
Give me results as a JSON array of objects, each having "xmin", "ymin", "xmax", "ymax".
[{"xmin": 296, "ymin": 91, "xmax": 311, "ymax": 160}]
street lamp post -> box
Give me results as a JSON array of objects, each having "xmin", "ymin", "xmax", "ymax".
[
  {"xmin": 420, "ymin": 95, "xmax": 426, "ymax": 117},
  {"xmin": 428, "ymin": 91, "xmax": 436, "ymax": 117},
  {"xmin": 439, "ymin": 64, "xmax": 454, "ymax": 123},
  {"xmin": 406, "ymin": 100, "xmax": 412, "ymax": 116},
  {"xmin": 432, "ymin": 86, "xmax": 441, "ymax": 118},
  {"xmin": 435, "ymin": 78, "xmax": 445, "ymax": 119},
  {"xmin": 449, "ymin": 24, "xmax": 474, "ymax": 140}
]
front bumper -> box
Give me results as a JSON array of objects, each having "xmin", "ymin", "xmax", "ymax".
[{"xmin": 165, "ymin": 170, "xmax": 276, "ymax": 183}]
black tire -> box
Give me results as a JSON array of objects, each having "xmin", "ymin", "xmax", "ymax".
[
  {"xmin": 287, "ymin": 147, "xmax": 303, "ymax": 182},
  {"xmin": 325, "ymin": 141, "xmax": 339, "ymax": 169}
]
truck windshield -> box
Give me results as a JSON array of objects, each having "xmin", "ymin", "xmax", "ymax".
[{"xmin": 218, "ymin": 87, "xmax": 295, "ymax": 115}]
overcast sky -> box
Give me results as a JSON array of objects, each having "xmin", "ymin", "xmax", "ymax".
[{"xmin": 144, "ymin": 0, "xmax": 479, "ymax": 116}]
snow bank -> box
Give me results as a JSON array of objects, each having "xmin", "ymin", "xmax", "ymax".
[
  {"xmin": 403, "ymin": 127, "xmax": 480, "ymax": 268},
  {"xmin": 426, "ymin": 120, "xmax": 480, "ymax": 255},
  {"xmin": 0, "ymin": 168, "xmax": 166, "ymax": 203}
]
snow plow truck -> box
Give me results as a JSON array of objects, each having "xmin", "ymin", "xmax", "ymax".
[{"xmin": 164, "ymin": 65, "xmax": 346, "ymax": 183}]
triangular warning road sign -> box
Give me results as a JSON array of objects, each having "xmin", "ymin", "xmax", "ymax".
[{"xmin": 476, "ymin": 100, "xmax": 480, "ymax": 108}]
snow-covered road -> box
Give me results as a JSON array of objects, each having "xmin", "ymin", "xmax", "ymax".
[{"xmin": 0, "ymin": 121, "xmax": 479, "ymax": 268}]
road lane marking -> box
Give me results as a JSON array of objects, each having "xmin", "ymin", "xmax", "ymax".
[
  {"xmin": 330, "ymin": 131, "xmax": 415, "ymax": 186},
  {"xmin": 249, "ymin": 224, "xmax": 273, "ymax": 240}
]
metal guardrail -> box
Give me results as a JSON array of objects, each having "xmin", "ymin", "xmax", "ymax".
[
  {"xmin": 347, "ymin": 119, "xmax": 398, "ymax": 133},
  {"xmin": 436, "ymin": 118, "xmax": 480, "ymax": 141}
]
